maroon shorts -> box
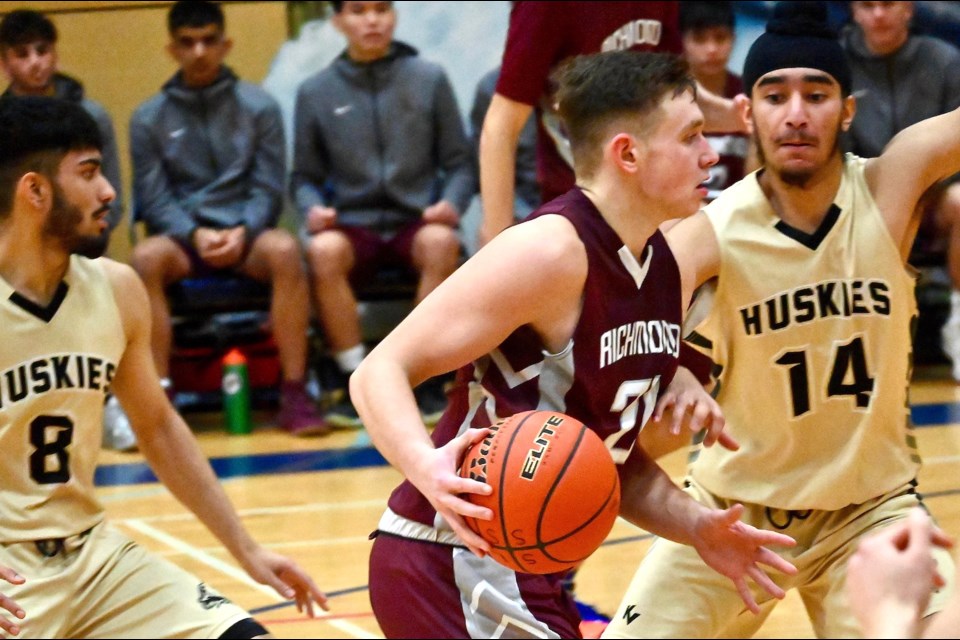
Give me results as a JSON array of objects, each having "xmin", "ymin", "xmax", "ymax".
[
  {"xmin": 173, "ymin": 230, "xmax": 261, "ymax": 278},
  {"xmin": 340, "ymin": 222, "xmax": 424, "ymax": 289},
  {"xmin": 368, "ymin": 532, "xmax": 581, "ymax": 638}
]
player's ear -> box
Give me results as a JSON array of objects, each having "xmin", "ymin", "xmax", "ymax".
[
  {"xmin": 734, "ymin": 94, "xmax": 753, "ymax": 135},
  {"xmin": 18, "ymin": 172, "xmax": 50, "ymax": 211},
  {"xmin": 610, "ymin": 133, "xmax": 640, "ymax": 173},
  {"xmin": 841, "ymin": 94, "xmax": 856, "ymax": 132}
]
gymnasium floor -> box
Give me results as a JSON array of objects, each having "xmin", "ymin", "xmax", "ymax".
[{"xmin": 94, "ymin": 366, "xmax": 960, "ymax": 639}]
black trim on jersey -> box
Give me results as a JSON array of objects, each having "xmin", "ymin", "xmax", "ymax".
[
  {"xmin": 774, "ymin": 204, "xmax": 841, "ymax": 250},
  {"xmin": 9, "ymin": 282, "xmax": 68, "ymax": 323},
  {"xmin": 686, "ymin": 331, "xmax": 713, "ymax": 351},
  {"xmin": 217, "ymin": 618, "xmax": 268, "ymax": 639}
]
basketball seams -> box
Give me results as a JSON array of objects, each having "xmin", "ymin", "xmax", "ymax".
[
  {"xmin": 535, "ymin": 425, "xmax": 587, "ymax": 548},
  {"xmin": 500, "ymin": 410, "xmax": 538, "ymax": 572},
  {"xmin": 459, "ymin": 410, "xmax": 621, "ymax": 574}
]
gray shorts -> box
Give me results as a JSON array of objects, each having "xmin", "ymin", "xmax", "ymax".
[{"xmin": 369, "ymin": 531, "xmax": 581, "ymax": 638}]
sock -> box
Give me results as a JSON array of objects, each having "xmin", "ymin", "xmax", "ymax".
[{"xmin": 334, "ymin": 344, "xmax": 366, "ymax": 375}]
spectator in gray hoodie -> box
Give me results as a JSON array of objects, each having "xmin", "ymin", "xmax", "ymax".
[
  {"xmin": 123, "ymin": 0, "xmax": 327, "ymax": 443},
  {"xmin": 291, "ymin": 0, "xmax": 472, "ymax": 428},
  {"xmin": 0, "ymin": 9, "xmax": 123, "ymax": 238}
]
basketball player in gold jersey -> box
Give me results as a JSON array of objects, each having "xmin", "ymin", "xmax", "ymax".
[
  {"xmin": 604, "ymin": 2, "xmax": 958, "ymax": 638},
  {"xmin": 0, "ymin": 97, "xmax": 327, "ymax": 637}
]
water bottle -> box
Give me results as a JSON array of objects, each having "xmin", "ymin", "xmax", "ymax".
[{"xmin": 222, "ymin": 348, "xmax": 252, "ymax": 435}]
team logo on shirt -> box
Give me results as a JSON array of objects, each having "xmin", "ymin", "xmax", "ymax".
[
  {"xmin": 197, "ymin": 583, "xmax": 231, "ymax": 609},
  {"xmin": 738, "ymin": 278, "xmax": 891, "ymax": 336},
  {"xmin": 599, "ymin": 320, "xmax": 681, "ymax": 369},
  {"xmin": 0, "ymin": 353, "xmax": 116, "ymax": 409}
]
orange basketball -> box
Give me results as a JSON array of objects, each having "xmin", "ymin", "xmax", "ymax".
[{"xmin": 459, "ymin": 410, "xmax": 621, "ymax": 574}]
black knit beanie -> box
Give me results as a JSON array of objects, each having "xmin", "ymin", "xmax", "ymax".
[{"xmin": 742, "ymin": 1, "xmax": 851, "ymax": 96}]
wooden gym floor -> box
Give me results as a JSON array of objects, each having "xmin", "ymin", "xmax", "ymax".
[{"xmin": 95, "ymin": 365, "xmax": 960, "ymax": 639}]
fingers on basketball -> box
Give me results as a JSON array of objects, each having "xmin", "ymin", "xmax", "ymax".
[{"xmin": 458, "ymin": 410, "xmax": 620, "ymax": 574}]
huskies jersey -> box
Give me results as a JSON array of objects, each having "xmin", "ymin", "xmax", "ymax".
[
  {"xmin": 381, "ymin": 188, "xmax": 684, "ymax": 542},
  {"xmin": 0, "ymin": 257, "xmax": 124, "ymax": 542},
  {"xmin": 690, "ymin": 154, "xmax": 919, "ymax": 510}
]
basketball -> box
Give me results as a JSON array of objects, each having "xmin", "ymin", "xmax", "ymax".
[{"xmin": 459, "ymin": 410, "xmax": 621, "ymax": 574}]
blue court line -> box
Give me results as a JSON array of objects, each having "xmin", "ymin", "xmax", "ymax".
[
  {"xmin": 910, "ymin": 402, "xmax": 960, "ymax": 427},
  {"xmin": 94, "ymin": 446, "xmax": 386, "ymax": 486},
  {"xmin": 93, "ymin": 401, "xmax": 960, "ymax": 488}
]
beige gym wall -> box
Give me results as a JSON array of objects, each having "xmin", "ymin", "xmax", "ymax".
[{"xmin": 0, "ymin": 1, "xmax": 290, "ymax": 263}]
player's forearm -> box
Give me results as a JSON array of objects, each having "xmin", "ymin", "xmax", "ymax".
[
  {"xmin": 478, "ymin": 132, "xmax": 519, "ymax": 247},
  {"xmin": 139, "ymin": 412, "xmax": 259, "ymax": 561},
  {"xmin": 618, "ymin": 447, "xmax": 705, "ymax": 544},
  {"xmin": 350, "ymin": 356, "xmax": 437, "ymax": 476},
  {"xmin": 922, "ymin": 591, "xmax": 960, "ymax": 638},
  {"xmin": 860, "ymin": 601, "xmax": 921, "ymax": 639}
]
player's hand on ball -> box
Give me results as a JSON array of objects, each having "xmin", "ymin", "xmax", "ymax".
[
  {"xmin": 691, "ymin": 503, "xmax": 798, "ymax": 614},
  {"xmin": 654, "ymin": 366, "xmax": 737, "ymax": 450},
  {"xmin": 412, "ymin": 427, "xmax": 493, "ymax": 557}
]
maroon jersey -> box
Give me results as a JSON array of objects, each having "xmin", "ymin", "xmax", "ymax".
[
  {"xmin": 384, "ymin": 188, "xmax": 683, "ymax": 531},
  {"xmin": 496, "ymin": 1, "xmax": 682, "ymax": 202}
]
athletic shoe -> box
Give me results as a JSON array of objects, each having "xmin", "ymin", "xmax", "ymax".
[
  {"xmin": 415, "ymin": 377, "xmax": 448, "ymax": 426},
  {"xmin": 325, "ymin": 387, "xmax": 363, "ymax": 429},
  {"xmin": 278, "ymin": 380, "xmax": 330, "ymax": 437},
  {"xmin": 102, "ymin": 394, "xmax": 138, "ymax": 452}
]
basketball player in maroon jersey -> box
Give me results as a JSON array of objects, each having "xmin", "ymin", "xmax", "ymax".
[{"xmin": 351, "ymin": 50, "xmax": 798, "ymax": 638}]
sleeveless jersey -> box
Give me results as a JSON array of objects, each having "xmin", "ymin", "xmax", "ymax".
[
  {"xmin": 689, "ymin": 154, "xmax": 919, "ymax": 510},
  {"xmin": 381, "ymin": 188, "xmax": 684, "ymax": 543},
  {"xmin": 0, "ymin": 257, "xmax": 124, "ymax": 542}
]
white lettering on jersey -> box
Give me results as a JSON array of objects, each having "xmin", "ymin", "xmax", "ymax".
[{"xmin": 601, "ymin": 20, "xmax": 663, "ymax": 52}]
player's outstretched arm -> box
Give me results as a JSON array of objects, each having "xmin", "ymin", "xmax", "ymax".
[
  {"xmin": 869, "ymin": 107, "xmax": 960, "ymax": 255},
  {"xmin": 103, "ymin": 260, "xmax": 329, "ymax": 615},
  {"xmin": 0, "ymin": 566, "xmax": 25, "ymax": 636},
  {"xmin": 618, "ymin": 446, "xmax": 797, "ymax": 614}
]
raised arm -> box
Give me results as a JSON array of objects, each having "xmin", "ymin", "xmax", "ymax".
[
  {"xmin": 867, "ymin": 107, "xmax": 960, "ymax": 256},
  {"xmin": 103, "ymin": 260, "xmax": 328, "ymax": 616}
]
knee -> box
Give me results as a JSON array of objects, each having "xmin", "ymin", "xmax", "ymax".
[
  {"xmin": 306, "ymin": 233, "xmax": 352, "ymax": 279},
  {"xmin": 130, "ymin": 238, "xmax": 178, "ymax": 283},
  {"xmin": 415, "ymin": 225, "xmax": 462, "ymax": 265},
  {"xmin": 936, "ymin": 185, "xmax": 960, "ymax": 229}
]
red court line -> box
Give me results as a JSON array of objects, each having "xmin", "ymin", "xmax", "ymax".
[{"xmin": 261, "ymin": 611, "xmax": 376, "ymax": 625}]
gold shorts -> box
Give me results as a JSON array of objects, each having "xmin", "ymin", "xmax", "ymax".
[
  {"xmin": 603, "ymin": 478, "xmax": 955, "ymax": 639},
  {"xmin": 0, "ymin": 521, "xmax": 252, "ymax": 638}
]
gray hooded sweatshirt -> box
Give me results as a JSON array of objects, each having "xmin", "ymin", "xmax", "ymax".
[
  {"xmin": 291, "ymin": 41, "xmax": 472, "ymax": 231},
  {"xmin": 130, "ymin": 66, "xmax": 285, "ymax": 246},
  {"xmin": 841, "ymin": 24, "xmax": 960, "ymax": 158}
]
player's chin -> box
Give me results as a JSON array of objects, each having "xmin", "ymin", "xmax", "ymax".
[{"xmin": 675, "ymin": 195, "xmax": 705, "ymax": 218}]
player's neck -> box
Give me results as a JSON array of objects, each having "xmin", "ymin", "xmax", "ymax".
[
  {"xmin": 758, "ymin": 154, "xmax": 845, "ymax": 234},
  {"xmin": 0, "ymin": 226, "xmax": 70, "ymax": 306},
  {"xmin": 579, "ymin": 179, "xmax": 663, "ymax": 257}
]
